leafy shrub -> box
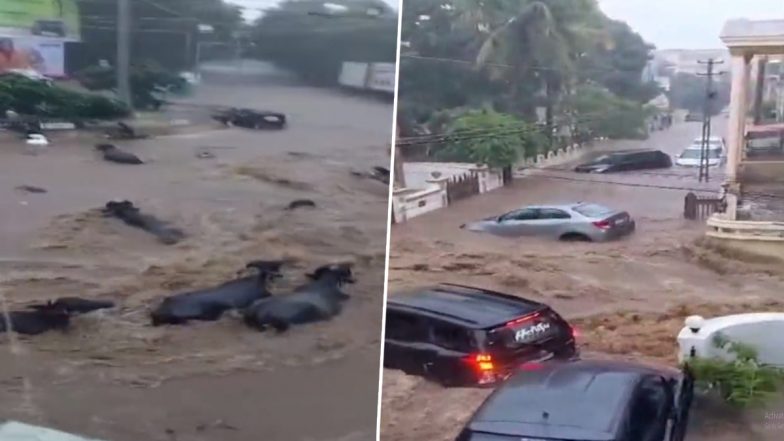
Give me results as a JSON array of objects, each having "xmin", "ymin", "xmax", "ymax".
[
  {"xmin": 0, "ymin": 74, "xmax": 129, "ymax": 119},
  {"xmin": 685, "ymin": 333, "xmax": 784, "ymax": 408},
  {"xmin": 434, "ymin": 109, "xmax": 547, "ymax": 167}
]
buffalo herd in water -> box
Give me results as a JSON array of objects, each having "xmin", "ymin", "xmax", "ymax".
[
  {"xmin": 3, "ymin": 116, "xmax": 359, "ymax": 337},
  {"xmin": 1, "ymin": 197, "xmax": 355, "ymax": 336}
]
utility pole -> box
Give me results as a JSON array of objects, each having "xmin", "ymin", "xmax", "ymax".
[
  {"xmin": 696, "ymin": 58, "xmax": 725, "ymax": 183},
  {"xmin": 117, "ymin": 0, "xmax": 133, "ymax": 108}
]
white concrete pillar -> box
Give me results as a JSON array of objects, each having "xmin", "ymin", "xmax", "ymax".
[{"xmin": 725, "ymin": 53, "xmax": 751, "ymax": 184}]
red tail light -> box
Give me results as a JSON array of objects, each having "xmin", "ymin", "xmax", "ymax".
[
  {"xmin": 474, "ymin": 354, "xmax": 495, "ymax": 372},
  {"xmin": 592, "ymin": 220, "xmax": 611, "ymax": 230},
  {"xmin": 571, "ymin": 325, "xmax": 580, "ymax": 339}
]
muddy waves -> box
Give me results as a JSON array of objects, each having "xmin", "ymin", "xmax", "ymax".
[
  {"xmin": 382, "ymin": 221, "xmax": 784, "ymax": 441},
  {"xmin": 0, "ymin": 157, "xmax": 388, "ymax": 388}
]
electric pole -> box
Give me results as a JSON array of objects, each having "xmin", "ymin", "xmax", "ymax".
[
  {"xmin": 117, "ymin": 0, "xmax": 132, "ymax": 108},
  {"xmin": 697, "ymin": 58, "xmax": 725, "ymax": 183}
]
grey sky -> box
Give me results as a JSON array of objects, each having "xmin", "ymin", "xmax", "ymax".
[{"xmin": 599, "ymin": 0, "xmax": 784, "ymax": 50}]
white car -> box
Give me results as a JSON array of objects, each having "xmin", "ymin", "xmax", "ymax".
[
  {"xmin": 25, "ymin": 134, "xmax": 49, "ymax": 146},
  {"xmin": 692, "ymin": 136, "xmax": 726, "ymax": 152},
  {"xmin": 675, "ymin": 145, "xmax": 725, "ymax": 167}
]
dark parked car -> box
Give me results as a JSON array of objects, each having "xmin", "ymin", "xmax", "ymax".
[
  {"xmin": 456, "ymin": 359, "xmax": 694, "ymax": 441},
  {"xmin": 31, "ymin": 20, "xmax": 67, "ymax": 37},
  {"xmin": 384, "ymin": 284, "xmax": 577, "ymax": 387},
  {"xmin": 212, "ymin": 108, "xmax": 287, "ymax": 130},
  {"xmin": 574, "ymin": 149, "xmax": 672, "ymax": 173}
]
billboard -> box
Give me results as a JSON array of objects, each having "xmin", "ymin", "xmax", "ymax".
[
  {"xmin": 0, "ymin": 0, "xmax": 81, "ymax": 42},
  {"xmin": 0, "ymin": 37, "xmax": 65, "ymax": 77}
]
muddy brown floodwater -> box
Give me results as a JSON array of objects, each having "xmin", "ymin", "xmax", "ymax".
[
  {"xmin": 0, "ymin": 76, "xmax": 392, "ymax": 441},
  {"xmin": 381, "ymin": 120, "xmax": 784, "ymax": 441}
]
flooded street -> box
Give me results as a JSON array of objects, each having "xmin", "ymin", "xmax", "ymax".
[
  {"xmin": 382, "ymin": 119, "xmax": 784, "ymax": 441},
  {"xmin": 0, "ymin": 67, "xmax": 392, "ymax": 441}
]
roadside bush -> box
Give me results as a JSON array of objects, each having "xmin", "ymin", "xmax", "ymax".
[
  {"xmin": 76, "ymin": 62, "xmax": 189, "ymax": 110},
  {"xmin": 0, "ymin": 74, "xmax": 129, "ymax": 119},
  {"xmin": 434, "ymin": 109, "xmax": 547, "ymax": 168},
  {"xmin": 685, "ymin": 333, "xmax": 784, "ymax": 408}
]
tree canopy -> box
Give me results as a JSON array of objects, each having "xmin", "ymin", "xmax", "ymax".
[
  {"xmin": 250, "ymin": 0, "xmax": 398, "ymax": 85},
  {"xmin": 398, "ymin": 0, "xmax": 661, "ymax": 162},
  {"xmin": 69, "ymin": 0, "xmax": 244, "ymax": 73}
]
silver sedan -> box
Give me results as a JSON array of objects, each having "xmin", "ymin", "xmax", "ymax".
[{"xmin": 460, "ymin": 203, "xmax": 635, "ymax": 242}]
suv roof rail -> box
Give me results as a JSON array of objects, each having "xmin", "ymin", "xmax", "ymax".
[
  {"xmin": 389, "ymin": 302, "xmax": 480, "ymax": 324},
  {"xmin": 437, "ymin": 283, "xmax": 543, "ymax": 306}
]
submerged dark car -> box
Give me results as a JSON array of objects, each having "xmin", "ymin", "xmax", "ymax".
[
  {"xmin": 574, "ymin": 149, "xmax": 672, "ymax": 173},
  {"xmin": 31, "ymin": 20, "xmax": 67, "ymax": 37},
  {"xmin": 212, "ymin": 108, "xmax": 287, "ymax": 130},
  {"xmin": 385, "ymin": 284, "xmax": 577, "ymax": 387},
  {"xmin": 456, "ymin": 359, "xmax": 694, "ymax": 441}
]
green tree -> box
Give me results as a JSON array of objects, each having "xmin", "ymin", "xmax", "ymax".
[
  {"xmin": 71, "ymin": 0, "xmax": 244, "ymax": 72},
  {"xmin": 435, "ymin": 110, "xmax": 545, "ymax": 167},
  {"xmin": 396, "ymin": 0, "xmax": 658, "ymax": 156},
  {"xmin": 567, "ymin": 84, "xmax": 650, "ymax": 139},
  {"xmin": 250, "ymin": 0, "xmax": 398, "ymax": 85},
  {"xmin": 668, "ymin": 72, "xmax": 730, "ymax": 116}
]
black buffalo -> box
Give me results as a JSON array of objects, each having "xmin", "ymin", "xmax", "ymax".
[
  {"xmin": 243, "ymin": 263, "xmax": 354, "ymax": 332},
  {"xmin": 103, "ymin": 200, "xmax": 186, "ymax": 245},
  {"xmin": 150, "ymin": 260, "xmax": 285, "ymax": 326},
  {"xmin": 96, "ymin": 144, "xmax": 144, "ymax": 165},
  {"xmin": 0, "ymin": 296, "xmax": 114, "ymax": 336}
]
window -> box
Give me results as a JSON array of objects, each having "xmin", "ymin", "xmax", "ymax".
[
  {"xmin": 386, "ymin": 310, "xmax": 427, "ymax": 342},
  {"xmin": 539, "ymin": 208, "xmax": 571, "ymax": 220},
  {"xmin": 573, "ymin": 203, "xmax": 613, "ymax": 218},
  {"xmin": 628, "ymin": 376, "xmax": 671, "ymax": 441},
  {"xmin": 431, "ymin": 321, "xmax": 474, "ymax": 352},
  {"xmin": 500, "ymin": 209, "xmax": 539, "ymax": 221}
]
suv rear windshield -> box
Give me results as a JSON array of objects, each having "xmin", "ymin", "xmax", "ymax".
[
  {"xmin": 572, "ymin": 203, "xmax": 614, "ymax": 218},
  {"xmin": 485, "ymin": 309, "xmax": 563, "ymax": 350}
]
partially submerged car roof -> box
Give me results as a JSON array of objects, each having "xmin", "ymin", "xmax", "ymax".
[
  {"xmin": 468, "ymin": 359, "xmax": 681, "ymax": 440},
  {"xmin": 388, "ymin": 284, "xmax": 546, "ymax": 329}
]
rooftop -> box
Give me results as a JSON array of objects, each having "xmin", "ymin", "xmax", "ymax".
[
  {"xmin": 469, "ymin": 360, "xmax": 678, "ymax": 440},
  {"xmin": 721, "ymin": 19, "xmax": 784, "ymax": 50}
]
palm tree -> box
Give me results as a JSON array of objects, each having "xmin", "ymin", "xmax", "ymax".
[{"xmin": 459, "ymin": 0, "xmax": 606, "ymax": 139}]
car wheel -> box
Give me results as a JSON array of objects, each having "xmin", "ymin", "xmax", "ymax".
[{"xmin": 559, "ymin": 233, "xmax": 592, "ymax": 242}]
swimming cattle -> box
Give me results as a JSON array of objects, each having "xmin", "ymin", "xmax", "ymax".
[
  {"xmin": 150, "ymin": 260, "xmax": 284, "ymax": 326},
  {"xmin": 103, "ymin": 201, "xmax": 186, "ymax": 245},
  {"xmin": 27, "ymin": 297, "xmax": 115, "ymax": 315},
  {"xmin": 243, "ymin": 263, "xmax": 354, "ymax": 332},
  {"xmin": 0, "ymin": 296, "xmax": 114, "ymax": 336},
  {"xmin": 95, "ymin": 144, "xmax": 144, "ymax": 165}
]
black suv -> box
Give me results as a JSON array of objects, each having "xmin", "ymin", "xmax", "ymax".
[
  {"xmin": 574, "ymin": 149, "xmax": 672, "ymax": 174},
  {"xmin": 456, "ymin": 359, "xmax": 694, "ymax": 441},
  {"xmin": 384, "ymin": 284, "xmax": 577, "ymax": 387}
]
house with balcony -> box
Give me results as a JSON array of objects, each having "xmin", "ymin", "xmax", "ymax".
[{"xmin": 706, "ymin": 18, "xmax": 784, "ymax": 256}]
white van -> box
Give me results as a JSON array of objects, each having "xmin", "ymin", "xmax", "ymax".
[{"xmin": 675, "ymin": 144, "xmax": 725, "ymax": 167}]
